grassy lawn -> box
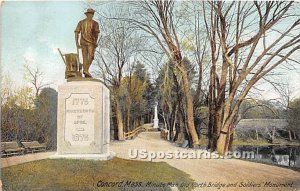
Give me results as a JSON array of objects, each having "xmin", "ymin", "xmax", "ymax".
[{"xmin": 2, "ymin": 157, "xmax": 194, "ymax": 191}]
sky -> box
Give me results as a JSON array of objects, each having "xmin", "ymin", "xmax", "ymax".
[
  {"xmin": 1, "ymin": 1, "xmax": 88, "ymax": 89},
  {"xmin": 1, "ymin": 1, "xmax": 300, "ymax": 101}
]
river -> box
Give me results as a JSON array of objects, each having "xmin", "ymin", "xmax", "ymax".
[{"xmin": 234, "ymin": 145, "xmax": 300, "ymax": 170}]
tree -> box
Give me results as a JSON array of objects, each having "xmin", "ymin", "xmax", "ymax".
[
  {"xmin": 35, "ymin": 88, "xmax": 58, "ymax": 149},
  {"xmin": 1, "ymin": 66, "xmax": 57, "ymax": 148},
  {"xmin": 156, "ymin": 58, "xmax": 196, "ymax": 143},
  {"xmin": 2, "ymin": 86, "xmax": 34, "ymax": 141},
  {"xmin": 119, "ymin": 73, "xmax": 147, "ymax": 131},
  {"xmin": 271, "ymin": 81, "xmax": 296, "ymax": 140},
  {"xmin": 126, "ymin": 0, "xmax": 200, "ymax": 147},
  {"xmin": 1, "ymin": 73, "xmax": 14, "ymax": 106},
  {"xmin": 132, "ymin": 62, "xmax": 156, "ymax": 124},
  {"xmin": 288, "ymin": 99, "xmax": 300, "ymax": 140},
  {"xmin": 202, "ymin": 1, "xmax": 300, "ymax": 154},
  {"xmin": 23, "ymin": 64, "xmax": 51, "ymax": 98},
  {"xmin": 93, "ymin": 6, "xmax": 145, "ymax": 140},
  {"xmin": 157, "ymin": 62, "xmax": 179, "ymax": 141}
]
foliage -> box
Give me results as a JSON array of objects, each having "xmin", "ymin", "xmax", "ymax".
[
  {"xmin": 119, "ymin": 74, "xmax": 147, "ymax": 127},
  {"xmin": 288, "ymin": 99, "xmax": 300, "ymax": 138},
  {"xmin": 34, "ymin": 88, "xmax": 58, "ymax": 149},
  {"xmin": 1, "ymin": 84, "xmax": 57, "ymax": 149}
]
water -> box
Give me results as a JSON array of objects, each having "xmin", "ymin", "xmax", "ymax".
[{"xmin": 234, "ymin": 145, "xmax": 300, "ymax": 170}]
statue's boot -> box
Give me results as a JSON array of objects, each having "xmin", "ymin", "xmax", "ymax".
[{"xmin": 83, "ymin": 70, "xmax": 92, "ymax": 78}]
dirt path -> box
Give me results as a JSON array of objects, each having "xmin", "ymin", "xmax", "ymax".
[{"xmin": 110, "ymin": 132, "xmax": 300, "ymax": 191}]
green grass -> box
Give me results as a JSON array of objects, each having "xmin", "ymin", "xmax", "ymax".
[
  {"xmin": 2, "ymin": 157, "xmax": 194, "ymax": 191},
  {"xmin": 233, "ymin": 138, "xmax": 271, "ymax": 146}
]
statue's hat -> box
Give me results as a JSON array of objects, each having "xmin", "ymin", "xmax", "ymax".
[{"xmin": 85, "ymin": 8, "xmax": 95, "ymax": 15}]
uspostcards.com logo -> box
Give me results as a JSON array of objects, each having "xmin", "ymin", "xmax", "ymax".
[{"xmin": 128, "ymin": 149, "xmax": 255, "ymax": 161}]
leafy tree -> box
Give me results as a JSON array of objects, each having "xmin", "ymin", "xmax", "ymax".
[
  {"xmin": 156, "ymin": 58, "xmax": 196, "ymax": 142},
  {"xmin": 288, "ymin": 99, "xmax": 300, "ymax": 140},
  {"xmin": 133, "ymin": 62, "xmax": 157, "ymax": 124},
  {"xmin": 35, "ymin": 88, "xmax": 58, "ymax": 149},
  {"xmin": 119, "ymin": 74, "xmax": 147, "ymax": 132}
]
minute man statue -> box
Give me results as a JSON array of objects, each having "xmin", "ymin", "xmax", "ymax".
[{"xmin": 75, "ymin": 8, "xmax": 100, "ymax": 78}]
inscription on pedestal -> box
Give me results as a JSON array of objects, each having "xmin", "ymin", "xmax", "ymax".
[{"xmin": 65, "ymin": 93, "xmax": 95, "ymax": 146}]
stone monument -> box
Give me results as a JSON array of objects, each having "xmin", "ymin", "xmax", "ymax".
[
  {"xmin": 153, "ymin": 103, "xmax": 159, "ymax": 129},
  {"xmin": 51, "ymin": 8, "xmax": 114, "ymax": 160}
]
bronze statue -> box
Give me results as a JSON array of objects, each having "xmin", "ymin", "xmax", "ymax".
[
  {"xmin": 58, "ymin": 49, "xmax": 82, "ymax": 79},
  {"xmin": 75, "ymin": 8, "xmax": 100, "ymax": 78}
]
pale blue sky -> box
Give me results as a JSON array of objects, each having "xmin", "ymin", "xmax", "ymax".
[
  {"xmin": 1, "ymin": 1, "xmax": 88, "ymax": 88},
  {"xmin": 1, "ymin": 1, "xmax": 300, "ymax": 100}
]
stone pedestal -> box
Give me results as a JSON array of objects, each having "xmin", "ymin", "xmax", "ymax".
[{"xmin": 51, "ymin": 80, "xmax": 115, "ymax": 160}]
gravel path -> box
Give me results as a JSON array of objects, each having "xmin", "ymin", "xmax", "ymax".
[
  {"xmin": 110, "ymin": 132, "xmax": 300, "ymax": 191},
  {"xmin": 1, "ymin": 152, "xmax": 56, "ymax": 168}
]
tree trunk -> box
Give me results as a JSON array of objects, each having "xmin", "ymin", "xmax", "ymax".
[
  {"xmin": 180, "ymin": 66, "xmax": 199, "ymax": 147},
  {"xmin": 292, "ymin": 131, "xmax": 297, "ymax": 140},
  {"xmin": 134, "ymin": 117, "xmax": 139, "ymax": 128},
  {"xmin": 127, "ymin": 107, "xmax": 131, "ymax": 132},
  {"xmin": 216, "ymin": 93, "xmax": 235, "ymax": 155},
  {"xmin": 271, "ymin": 126, "xmax": 276, "ymax": 143},
  {"xmin": 207, "ymin": 113, "xmax": 214, "ymax": 150},
  {"xmin": 217, "ymin": 130, "xmax": 228, "ymax": 155},
  {"xmin": 256, "ymin": 129, "xmax": 259, "ymax": 140},
  {"xmin": 116, "ymin": 100, "xmax": 124, "ymax": 141},
  {"xmin": 141, "ymin": 116, "xmax": 144, "ymax": 125},
  {"xmin": 207, "ymin": 50, "xmax": 217, "ymax": 150},
  {"xmin": 224, "ymin": 122, "xmax": 235, "ymax": 152},
  {"xmin": 216, "ymin": 116, "xmax": 232, "ymax": 155},
  {"xmin": 289, "ymin": 148, "xmax": 292, "ymax": 167},
  {"xmin": 227, "ymin": 131, "xmax": 234, "ymax": 152},
  {"xmin": 288, "ymin": 130, "xmax": 293, "ymax": 141}
]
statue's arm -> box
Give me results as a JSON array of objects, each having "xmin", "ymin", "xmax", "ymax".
[
  {"xmin": 75, "ymin": 32, "xmax": 80, "ymax": 47},
  {"xmin": 95, "ymin": 22, "xmax": 100, "ymax": 46},
  {"xmin": 74, "ymin": 21, "xmax": 81, "ymax": 48}
]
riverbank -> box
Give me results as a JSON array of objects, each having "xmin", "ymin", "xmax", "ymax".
[
  {"xmin": 198, "ymin": 137, "xmax": 300, "ymax": 147},
  {"xmin": 233, "ymin": 138, "xmax": 300, "ymax": 146}
]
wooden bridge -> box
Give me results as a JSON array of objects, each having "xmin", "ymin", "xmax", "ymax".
[{"xmin": 124, "ymin": 123, "xmax": 157, "ymax": 140}]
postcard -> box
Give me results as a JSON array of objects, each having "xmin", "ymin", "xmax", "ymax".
[{"xmin": 1, "ymin": 1, "xmax": 300, "ymax": 191}]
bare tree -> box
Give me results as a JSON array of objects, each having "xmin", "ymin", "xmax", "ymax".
[
  {"xmin": 125, "ymin": 0, "xmax": 200, "ymax": 147},
  {"xmin": 202, "ymin": 1, "xmax": 300, "ymax": 154},
  {"xmin": 23, "ymin": 63, "xmax": 51, "ymax": 98},
  {"xmin": 272, "ymin": 81, "xmax": 296, "ymax": 141},
  {"xmin": 93, "ymin": 7, "xmax": 144, "ymax": 140}
]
